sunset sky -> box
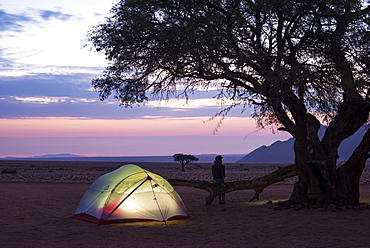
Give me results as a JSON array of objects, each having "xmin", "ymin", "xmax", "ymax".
[{"xmin": 0, "ymin": 0, "xmax": 291, "ymax": 158}]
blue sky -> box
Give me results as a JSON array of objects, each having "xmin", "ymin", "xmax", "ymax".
[{"xmin": 0, "ymin": 0, "xmax": 291, "ymax": 157}]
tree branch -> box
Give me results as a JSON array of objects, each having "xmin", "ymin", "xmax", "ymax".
[{"xmin": 168, "ymin": 163, "xmax": 297, "ymax": 204}]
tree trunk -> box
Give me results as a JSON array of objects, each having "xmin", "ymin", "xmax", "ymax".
[
  {"xmin": 283, "ymin": 97, "xmax": 370, "ymax": 208},
  {"xmin": 335, "ymin": 128, "xmax": 370, "ymax": 205}
]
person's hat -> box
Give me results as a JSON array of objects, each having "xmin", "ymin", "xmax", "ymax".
[{"xmin": 215, "ymin": 155, "xmax": 223, "ymax": 161}]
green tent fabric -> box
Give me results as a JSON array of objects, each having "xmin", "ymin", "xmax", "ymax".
[{"xmin": 73, "ymin": 164, "xmax": 188, "ymax": 224}]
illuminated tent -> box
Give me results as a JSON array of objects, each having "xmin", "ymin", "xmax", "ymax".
[{"xmin": 73, "ymin": 164, "xmax": 188, "ymax": 224}]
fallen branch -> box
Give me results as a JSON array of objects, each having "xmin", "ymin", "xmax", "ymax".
[{"xmin": 168, "ymin": 163, "xmax": 297, "ymax": 204}]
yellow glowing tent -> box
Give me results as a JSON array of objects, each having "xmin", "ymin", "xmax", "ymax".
[{"xmin": 73, "ymin": 164, "xmax": 188, "ymax": 224}]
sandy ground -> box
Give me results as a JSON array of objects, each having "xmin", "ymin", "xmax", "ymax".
[{"xmin": 1, "ymin": 160, "xmax": 370, "ymax": 248}]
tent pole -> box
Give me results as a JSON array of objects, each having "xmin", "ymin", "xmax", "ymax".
[
  {"xmin": 101, "ymin": 176, "xmax": 150, "ymax": 223},
  {"xmin": 147, "ymin": 175, "xmax": 168, "ymax": 225}
]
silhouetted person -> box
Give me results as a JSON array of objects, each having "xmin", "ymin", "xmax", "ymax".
[{"xmin": 212, "ymin": 155, "xmax": 225, "ymax": 204}]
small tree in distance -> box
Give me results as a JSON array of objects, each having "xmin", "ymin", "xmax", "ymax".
[{"xmin": 173, "ymin": 154, "xmax": 199, "ymax": 172}]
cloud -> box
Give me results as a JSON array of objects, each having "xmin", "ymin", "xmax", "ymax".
[
  {"xmin": 0, "ymin": 49, "xmax": 15, "ymax": 68},
  {"xmin": 0, "ymin": 8, "xmax": 75, "ymax": 34},
  {"xmin": 0, "ymin": 73, "xmax": 94, "ymax": 97},
  {"xmin": 0, "ymin": 9, "xmax": 32, "ymax": 32},
  {"xmin": 0, "ymin": 72, "xmax": 253, "ymax": 120},
  {"xmin": 38, "ymin": 10, "xmax": 73, "ymax": 21},
  {"xmin": 9, "ymin": 96, "xmax": 96, "ymax": 104}
]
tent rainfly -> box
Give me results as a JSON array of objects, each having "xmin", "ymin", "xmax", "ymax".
[{"xmin": 73, "ymin": 164, "xmax": 188, "ymax": 224}]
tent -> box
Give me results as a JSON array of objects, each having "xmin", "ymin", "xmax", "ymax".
[{"xmin": 73, "ymin": 164, "xmax": 188, "ymax": 224}]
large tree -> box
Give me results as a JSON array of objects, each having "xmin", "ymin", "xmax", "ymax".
[{"xmin": 88, "ymin": 0, "xmax": 370, "ymax": 208}]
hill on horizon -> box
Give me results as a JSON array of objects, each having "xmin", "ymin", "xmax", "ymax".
[
  {"xmin": 4, "ymin": 125, "xmax": 367, "ymax": 164},
  {"xmin": 237, "ymin": 139, "xmax": 295, "ymax": 163},
  {"xmin": 237, "ymin": 126, "xmax": 367, "ymax": 163},
  {"xmin": 2, "ymin": 153, "xmax": 244, "ymax": 163}
]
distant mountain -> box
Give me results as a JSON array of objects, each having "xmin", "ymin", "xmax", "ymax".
[
  {"xmin": 1, "ymin": 153, "xmax": 244, "ymax": 163},
  {"xmin": 237, "ymin": 126, "xmax": 367, "ymax": 163},
  {"xmin": 237, "ymin": 139, "xmax": 295, "ymax": 163},
  {"xmin": 31, "ymin": 153, "xmax": 85, "ymax": 158},
  {"xmin": 1, "ymin": 153, "xmax": 84, "ymax": 160}
]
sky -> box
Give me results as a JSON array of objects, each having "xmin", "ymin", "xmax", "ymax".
[{"xmin": 0, "ymin": 0, "xmax": 291, "ymax": 158}]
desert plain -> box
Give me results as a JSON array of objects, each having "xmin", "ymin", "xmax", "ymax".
[{"xmin": 1, "ymin": 160, "xmax": 370, "ymax": 248}]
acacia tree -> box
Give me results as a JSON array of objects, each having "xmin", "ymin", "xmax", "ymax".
[
  {"xmin": 173, "ymin": 153, "xmax": 199, "ymax": 171},
  {"xmin": 88, "ymin": 0, "xmax": 370, "ymax": 208}
]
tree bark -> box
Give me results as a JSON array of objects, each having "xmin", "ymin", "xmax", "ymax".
[
  {"xmin": 285, "ymin": 98, "xmax": 370, "ymax": 208},
  {"xmin": 335, "ymin": 128, "xmax": 370, "ymax": 205}
]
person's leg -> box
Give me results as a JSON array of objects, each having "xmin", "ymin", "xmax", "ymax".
[{"xmin": 218, "ymin": 194, "xmax": 225, "ymax": 204}]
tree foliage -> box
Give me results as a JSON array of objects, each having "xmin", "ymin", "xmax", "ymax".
[
  {"xmin": 89, "ymin": 0, "xmax": 370, "ymax": 207},
  {"xmin": 173, "ymin": 153, "xmax": 199, "ymax": 171}
]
